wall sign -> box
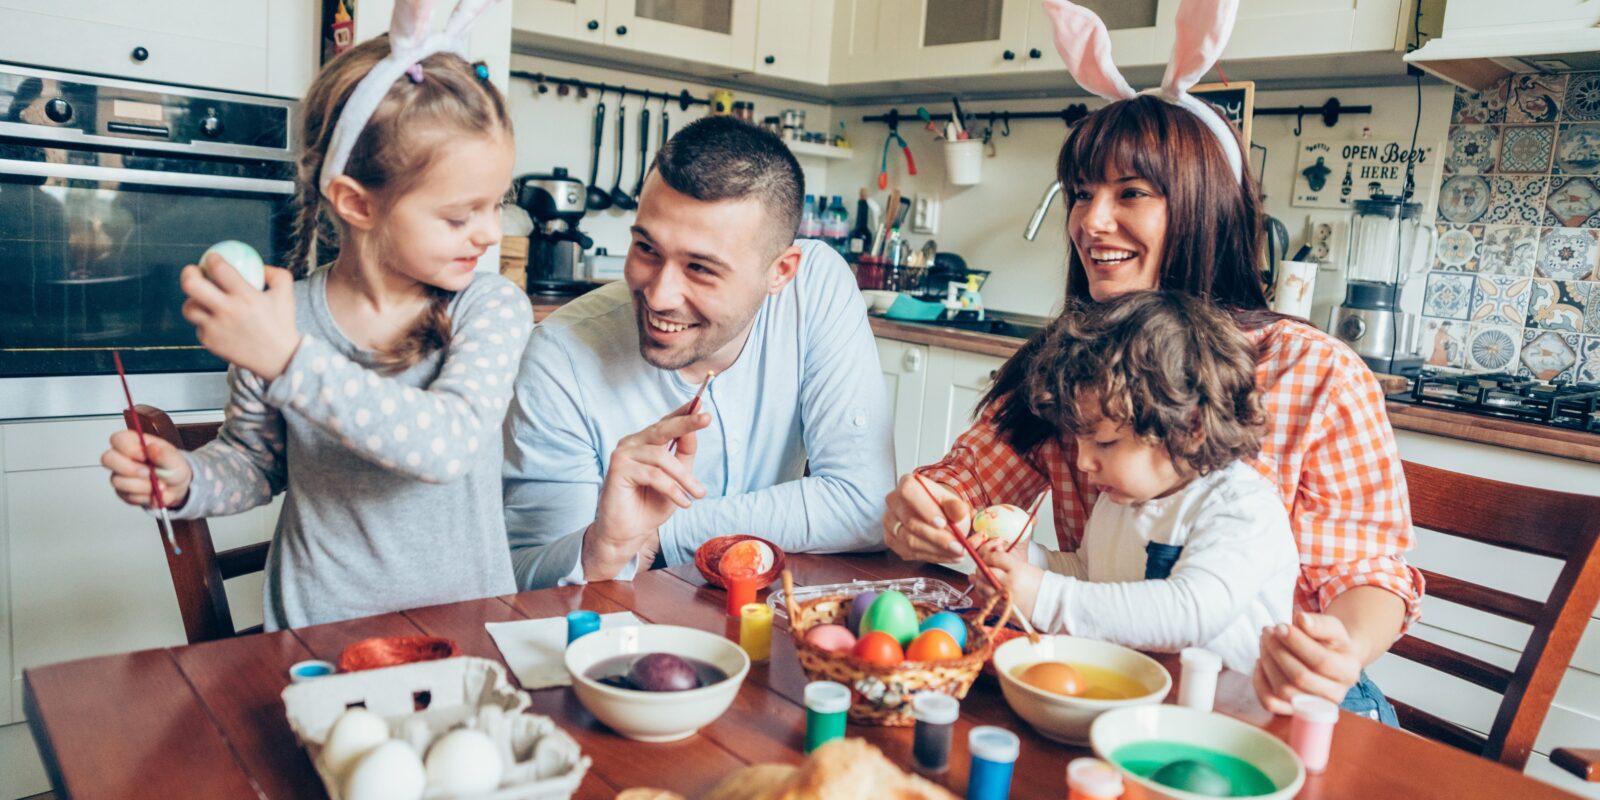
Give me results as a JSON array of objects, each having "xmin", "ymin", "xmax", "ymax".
[
  {"xmin": 1192, "ymin": 81, "xmax": 1254, "ymax": 150},
  {"xmin": 1292, "ymin": 139, "xmax": 1441, "ymax": 209}
]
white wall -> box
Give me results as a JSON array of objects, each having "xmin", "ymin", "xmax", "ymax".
[
  {"xmin": 507, "ymin": 54, "xmax": 835, "ymax": 260},
  {"xmin": 819, "ymin": 83, "xmax": 1455, "ymax": 326}
]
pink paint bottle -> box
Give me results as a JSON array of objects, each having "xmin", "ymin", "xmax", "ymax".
[{"xmin": 1289, "ymin": 695, "xmax": 1340, "ymax": 774}]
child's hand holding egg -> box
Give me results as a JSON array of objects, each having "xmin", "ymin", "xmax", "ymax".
[
  {"xmin": 202, "ymin": 240, "xmax": 267, "ymax": 291},
  {"xmin": 180, "ymin": 240, "xmax": 300, "ymax": 380},
  {"xmin": 972, "ymin": 504, "xmax": 1034, "ymax": 549}
]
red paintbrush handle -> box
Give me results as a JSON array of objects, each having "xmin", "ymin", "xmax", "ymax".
[
  {"xmin": 910, "ymin": 472, "xmax": 1004, "ymax": 590},
  {"xmin": 112, "ymin": 352, "xmax": 167, "ymax": 510}
]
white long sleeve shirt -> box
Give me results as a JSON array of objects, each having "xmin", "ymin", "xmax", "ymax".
[{"xmin": 1027, "ymin": 460, "xmax": 1298, "ymax": 672}]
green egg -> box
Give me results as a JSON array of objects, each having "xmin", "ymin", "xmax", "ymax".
[
  {"xmin": 1150, "ymin": 758, "xmax": 1233, "ymax": 797},
  {"xmin": 858, "ymin": 590, "xmax": 918, "ymax": 647}
]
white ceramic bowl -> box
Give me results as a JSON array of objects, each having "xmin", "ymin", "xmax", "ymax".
[
  {"xmin": 1090, "ymin": 705, "xmax": 1305, "ymax": 800},
  {"xmin": 992, "ymin": 635, "xmax": 1170, "ymax": 744},
  {"xmin": 861, "ymin": 290, "xmax": 899, "ymax": 314},
  {"xmin": 564, "ymin": 624, "xmax": 749, "ymax": 742}
]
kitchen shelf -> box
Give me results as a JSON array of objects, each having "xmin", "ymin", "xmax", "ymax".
[{"xmin": 786, "ymin": 140, "xmax": 853, "ymax": 161}]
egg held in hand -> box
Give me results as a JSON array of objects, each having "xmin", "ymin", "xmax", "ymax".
[
  {"xmin": 972, "ymin": 503, "xmax": 1034, "ymax": 547},
  {"xmin": 202, "ymin": 240, "xmax": 266, "ymax": 291}
]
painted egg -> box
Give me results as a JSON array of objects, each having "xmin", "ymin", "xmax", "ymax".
[
  {"xmin": 719, "ymin": 539, "xmax": 774, "ymax": 578},
  {"xmin": 858, "ymin": 591, "xmax": 919, "ymax": 647},
  {"xmin": 804, "ymin": 623, "xmax": 858, "ymax": 654},
  {"xmin": 851, "ymin": 631, "xmax": 905, "ymax": 666},
  {"xmin": 846, "ymin": 589, "xmax": 880, "ymax": 633},
  {"xmin": 972, "ymin": 503, "xmax": 1034, "ymax": 547},
  {"xmin": 918, "ymin": 611, "xmax": 968, "ymax": 650},
  {"xmin": 1018, "ymin": 661, "xmax": 1085, "ymax": 697},
  {"xmin": 1150, "ymin": 759, "xmax": 1233, "ymax": 797},
  {"xmin": 202, "ymin": 240, "xmax": 266, "ymax": 291},
  {"xmin": 905, "ymin": 629, "xmax": 963, "ymax": 662}
]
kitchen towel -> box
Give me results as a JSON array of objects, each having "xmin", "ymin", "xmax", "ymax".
[{"xmin": 486, "ymin": 612, "xmax": 641, "ymax": 689}]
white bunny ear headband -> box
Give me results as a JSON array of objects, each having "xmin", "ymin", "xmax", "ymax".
[
  {"xmin": 1042, "ymin": 0, "xmax": 1242, "ymax": 182},
  {"xmin": 319, "ymin": 0, "xmax": 501, "ymax": 197}
]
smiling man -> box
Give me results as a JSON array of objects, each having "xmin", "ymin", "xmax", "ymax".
[{"xmin": 503, "ymin": 116, "xmax": 894, "ymax": 588}]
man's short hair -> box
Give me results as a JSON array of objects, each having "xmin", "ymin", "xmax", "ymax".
[{"xmin": 652, "ymin": 115, "xmax": 804, "ymax": 259}]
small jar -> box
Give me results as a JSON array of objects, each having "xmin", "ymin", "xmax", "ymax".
[
  {"xmin": 1290, "ymin": 694, "xmax": 1340, "ymax": 774},
  {"xmin": 1066, "ymin": 757, "xmax": 1124, "ymax": 799},
  {"xmin": 911, "ymin": 692, "xmax": 959, "ymax": 772}
]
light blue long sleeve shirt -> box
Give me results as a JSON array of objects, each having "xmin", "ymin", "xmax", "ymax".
[{"xmin": 503, "ymin": 240, "xmax": 894, "ymax": 589}]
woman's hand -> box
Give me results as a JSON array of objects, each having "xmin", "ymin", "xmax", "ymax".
[
  {"xmin": 1253, "ymin": 610, "xmax": 1363, "ymax": 714},
  {"xmin": 101, "ymin": 430, "xmax": 192, "ymax": 509},
  {"xmin": 882, "ymin": 473, "xmax": 972, "ymax": 563},
  {"xmin": 180, "ymin": 254, "xmax": 300, "ymax": 380},
  {"xmin": 974, "ymin": 535, "xmax": 1043, "ymax": 622}
]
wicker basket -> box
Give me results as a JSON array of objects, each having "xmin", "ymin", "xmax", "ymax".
[{"xmin": 781, "ymin": 570, "xmax": 1011, "ymax": 726}]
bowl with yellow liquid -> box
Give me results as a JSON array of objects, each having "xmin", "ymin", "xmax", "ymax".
[{"xmin": 992, "ymin": 635, "xmax": 1170, "ymax": 744}]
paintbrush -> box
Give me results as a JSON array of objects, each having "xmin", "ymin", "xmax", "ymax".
[
  {"xmin": 1005, "ymin": 491, "xmax": 1048, "ymax": 553},
  {"xmin": 667, "ymin": 370, "xmax": 715, "ymax": 454},
  {"xmin": 910, "ymin": 472, "xmax": 1038, "ymax": 642},
  {"xmin": 112, "ymin": 352, "xmax": 179, "ymax": 555}
]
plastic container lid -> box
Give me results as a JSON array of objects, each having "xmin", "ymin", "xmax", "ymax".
[
  {"xmin": 288, "ymin": 660, "xmax": 335, "ymax": 683},
  {"xmin": 1292, "ymin": 694, "xmax": 1341, "ymax": 725},
  {"xmin": 804, "ymin": 681, "xmax": 852, "ymax": 715},
  {"xmin": 912, "ymin": 692, "xmax": 960, "ymax": 725},
  {"xmin": 1066, "ymin": 757, "xmax": 1125, "ymax": 797},
  {"xmin": 1180, "ymin": 647, "xmax": 1223, "ymax": 673},
  {"xmin": 968, "ymin": 726, "xmax": 1020, "ymax": 764}
]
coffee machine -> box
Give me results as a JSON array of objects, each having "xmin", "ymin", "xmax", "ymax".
[
  {"xmin": 1331, "ymin": 195, "xmax": 1434, "ymax": 376},
  {"xmin": 516, "ymin": 168, "xmax": 594, "ymax": 294}
]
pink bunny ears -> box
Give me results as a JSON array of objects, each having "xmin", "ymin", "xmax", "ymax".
[
  {"xmin": 320, "ymin": 0, "xmax": 502, "ymax": 197},
  {"xmin": 1041, "ymin": 0, "xmax": 1243, "ymax": 182}
]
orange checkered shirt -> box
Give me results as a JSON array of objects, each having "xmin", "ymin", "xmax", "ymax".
[{"xmin": 922, "ymin": 318, "xmax": 1424, "ymax": 632}]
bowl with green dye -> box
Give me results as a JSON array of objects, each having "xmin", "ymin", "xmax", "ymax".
[{"xmin": 1090, "ymin": 705, "xmax": 1304, "ymax": 799}]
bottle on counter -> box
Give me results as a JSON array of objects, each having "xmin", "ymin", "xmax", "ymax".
[
  {"xmin": 847, "ymin": 195, "xmax": 873, "ymax": 258},
  {"xmin": 799, "ymin": 194, "xmax": 821, "ymax": 239},
  {"xmin": 824, "ymin": 195, "xmax": 849, "ymax": 253}
]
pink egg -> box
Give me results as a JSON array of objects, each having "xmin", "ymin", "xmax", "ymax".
[{"xmin": 804, "ymin": 624, "xmax": 858, "ymax": 654}]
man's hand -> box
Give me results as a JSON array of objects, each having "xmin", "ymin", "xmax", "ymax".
[{"xmin": 581, "ymin": 401, "xmax": 711, "ymax": 581}]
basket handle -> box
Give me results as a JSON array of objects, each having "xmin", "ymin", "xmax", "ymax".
[
  {"xmin": 781, "ymin": 569, "xmax": 802, "ymax": 623},
  {"xmin": 976, "ymin": 586, "xmax": 1013, "ymax": 648}
]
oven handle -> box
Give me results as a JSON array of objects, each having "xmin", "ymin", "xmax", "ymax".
[{"xmin": 0, "ymin": 159, "xmax": 294, "ymax": 195}]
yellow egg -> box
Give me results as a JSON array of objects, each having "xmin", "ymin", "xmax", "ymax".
[{"xmin": 1017, "ymin": 661, "xmax": 1085, "ymax": 697}]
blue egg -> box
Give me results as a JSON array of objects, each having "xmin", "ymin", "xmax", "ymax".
[{"xmin": 918, "ymin": 611, "xmax": 968, "ymax": 650}]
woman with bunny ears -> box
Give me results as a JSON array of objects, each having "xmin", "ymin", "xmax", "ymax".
[
  {"xmin": 883, "ymin": 0, "xmax": 1419, "ymax": 725},
  {"xmin": 100, "ymin": 0, "xmax": 533, "ymax": 630}
]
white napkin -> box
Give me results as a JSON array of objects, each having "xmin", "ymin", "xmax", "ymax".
[{"xmin": 486, "ymin": 612, "xmax": 642, "ymax": 689}]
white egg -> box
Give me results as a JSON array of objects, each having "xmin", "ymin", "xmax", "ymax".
[
  {"xmin": 202, "ymin": 239, "xmax": 266, "ymax": 290},
  {"xmin": 320, "ymin": 707, "xmax": 390, "ymax": 780},
  {"xmin": 343, "ymin": 740, "xmax": 425, "ymax": 800},
  {"xmin": 425, "ymin": 728, "xmax": 502, "ymax": 795},
  {"xmin": 973, "ymin": 503, "xmax": 1034, "ymax": 546}
]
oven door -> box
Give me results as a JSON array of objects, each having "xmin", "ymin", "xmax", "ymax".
[{"xmin": 0, "ymin": 147, "xmax": 293, "ymax": 419}]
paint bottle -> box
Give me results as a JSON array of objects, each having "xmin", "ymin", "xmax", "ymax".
[
  {"xmin": 804, "ymin": 680, "xmax": 851, "ymax": 753},
  {"xmin": 739, "ymin": 602, "xmax": 773, "ymax": 662},
  {"xmin": 911, "ymin": 692, "xmax": 959, "ymax": 772},
  {"xmin": 1179, "ymin": 647, "xmax": 1222, "ymax": 713},
  {"xmin": 965, "ymin": 726, "xmax": 1019, "ymax": 800},
  {"xmin": 726, "ymin": 571, "xmax": 759, "ymax": 617},
  {"xmin": 1066, "ymin": 757, "xmax": 1124, "ymax": 799},
  {"xmin": 288, "ymin": 660, "xmax": 335, "ymax": 683},
  {"xmin": 566, "ymin": 610, "xmax": 600, "ymax": 645},
  {"xmin": 1290, "ymin": 694, "xmax": 1340, "ymax": 774}
]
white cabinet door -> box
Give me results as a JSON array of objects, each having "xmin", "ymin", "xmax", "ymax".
[
  {"xmin": 876, "ymin": 338, "xmax": 930, "ymax": 476},
  {"xmin": 1022, "ymin": 0, "xmax": 1164, "ymax": 73},
  {"xmin": 830, "ymin": 0, "xmax": 917, "ymax": 84},
  {"xmin": 512, "ymin": 0, "xmax": 607, "ymax": 43},
  {"xmin": 1162, "ymin": 0, "xmax": 1408, "ymax": 62},
  {"xmin": 908, "ymin": 0, "xmax": 1030, "ymax": 78},
  {"xmin": 918, "ymin": 347, "xmax": 1006, "ymax": 470},
  {"xmin": 753, "ymin": 0, "xmax": 831, "ymax": 84},
  {"xmin": 604, "ymin": 0, "xmax": 758, "ymax": 70}
]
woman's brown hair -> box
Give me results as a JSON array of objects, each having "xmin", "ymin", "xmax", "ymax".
[
  {"xmin": 1025, "ymin": 291, "xmax": 1265, "ymax": 475},
  {"xmin": 985, "ymin": 95, "xmax": 1279, "ymax": 453},
  {"xmin": 289, "ymin": 35, "xmax": 512, "ymax": 371}
]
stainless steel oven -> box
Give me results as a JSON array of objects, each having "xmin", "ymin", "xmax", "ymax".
[{"xmin": 0, "ymin": 63, "xmax": 296, "ymax": 419}]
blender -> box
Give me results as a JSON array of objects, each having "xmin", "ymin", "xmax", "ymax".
[{"xmin": 1330, "ymin": 195, "xmax": 1434, "ymax": 376}]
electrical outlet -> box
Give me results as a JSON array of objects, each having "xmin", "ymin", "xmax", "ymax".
[{"xmin": 911, "ymin": 193, "xmax": 940, "ymax": 234}]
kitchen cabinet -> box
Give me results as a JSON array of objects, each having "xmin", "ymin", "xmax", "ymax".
[
  {"xmin": 828, "ymin": 0, "xmax": 915, "ymax": 84},
  {"xmin": 753, "ymin": 0, "xmax": 833, "ymax": 84},
  {"xmin": 602, "ymin": 0, "xmax": 758, "ymax": 71},
  {"xmin": 0, "ymin": 0, "xmax": 314, "ymax": 96},
  {"xmin": 513, "ymin": 0, "xmax": 608, "ymax": 44},
  {"xmin": 1161, "ymin": 0, "xmax": 1412, "ymax": 63},
  {"xmin": 906, "ymin": 0, "xmax": 1031, "ymax": 79},
  {"xmin": 1021, "ymin": 0, "xmax": 1163, "ymax": 73},
  {"xmin": 877, "ymin": 338, "xmax": 930, "ymax": 475}
]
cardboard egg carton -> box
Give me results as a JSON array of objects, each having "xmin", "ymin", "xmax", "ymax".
[{"xmin": 282, "ymin": 656, "xmax": 590, "ymax": 800}]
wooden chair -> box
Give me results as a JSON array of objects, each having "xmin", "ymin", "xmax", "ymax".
[
  {"xmin": 1390, "ymin": 460, "xmax": 1600, "ymax": 781},
  {"xmin": 129, "ymin": 404, "xmax": 270, "ymax": 644}
]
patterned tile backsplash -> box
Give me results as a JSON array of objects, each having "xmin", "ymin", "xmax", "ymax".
[{"xmin": 1422, "ymin": 71, "xmax": 1600, "ymax": 380}]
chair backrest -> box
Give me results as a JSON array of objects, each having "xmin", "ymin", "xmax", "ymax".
[
  {"xmin": 1391, "ymin": 460, "xmax": 1600, "ymax": 772},
  {"xmin": 129, "ymin": 405, "xmax": 270, "ymax": 644}
]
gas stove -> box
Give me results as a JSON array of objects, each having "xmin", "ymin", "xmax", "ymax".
[{"xmin": 1389, "ymin": 372, "xmax": 1600, "ymax": 432}]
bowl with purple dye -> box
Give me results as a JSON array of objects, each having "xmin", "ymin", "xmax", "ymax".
[{"xmin": 564, "ymin": 624, "xmax": 750, "ymax": 742}]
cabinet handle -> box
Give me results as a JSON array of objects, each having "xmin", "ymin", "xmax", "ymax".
[
  {"xmin": 616, "ymin": 25, "xmax": 628, "ymax": 36},
  {"xmin": 1029, "ymin": 48, "xmax": 1043, "ymax": 59},
  {"xmin": 903, "ymin": 349, "xmax": 923, "ymax": 373},
  {"xmin": 1002, "ymin": 49, "xmax": 1016, "ymax": 61},
  {"xmin": 586, "ymin": 19, "xmax": 599, "ymax": 30},
  {"xmin": 988, "ymin": 369, "xmax": 998, "ymax": 381},
  {"xmin": 764, "ymin": 55, "xmax": 775, "ymax": 65},
  {"xmin": 131, "ymin": 46, "xmax": 150, "ymax": 62}
]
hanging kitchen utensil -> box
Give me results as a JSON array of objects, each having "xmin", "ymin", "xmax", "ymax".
[
  {"xmin": 610, "ymin": 101, "xmax": 636, "ymax": 211},
  {"xmin": 585, "ymin": 96, "xmax": 612, "ymax": 211},
  {"xmin": 632, "ymin": 106, "xmax": 650, "ymax": 198},
  {"xmin": 659, "ymin": 97, "xmax": 670, "ymax": 151}
]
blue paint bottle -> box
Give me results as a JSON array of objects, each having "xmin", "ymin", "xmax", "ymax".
[
  {"xmin": 566, "ymin": 610, "xmax": 601, "ymax": 644},
  {"xmin": 966, "ymin": 726, "xmax": 1020, "ymax": 800}
]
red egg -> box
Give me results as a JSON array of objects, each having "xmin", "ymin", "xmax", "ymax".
[
  {"xmin": 904, "ymin": 629, "xmax": 963, "ymax": 662},
  {"xmin": 851, "ymin": 631, "xmax": 904, "ymax": 666}
]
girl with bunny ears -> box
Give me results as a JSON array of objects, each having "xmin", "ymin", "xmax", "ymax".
[
  {"xmin": 883, "ymin": 0, "xmax": 1419, "ymax": 726},
  {"xmin": 100, "ymin": 0, "xmax": 534, "ymax": 630}
]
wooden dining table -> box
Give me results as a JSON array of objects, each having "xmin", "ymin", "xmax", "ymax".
[{"xmin": 24, "ymin": 552, "xmax": 1581, "ymax": 799}]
